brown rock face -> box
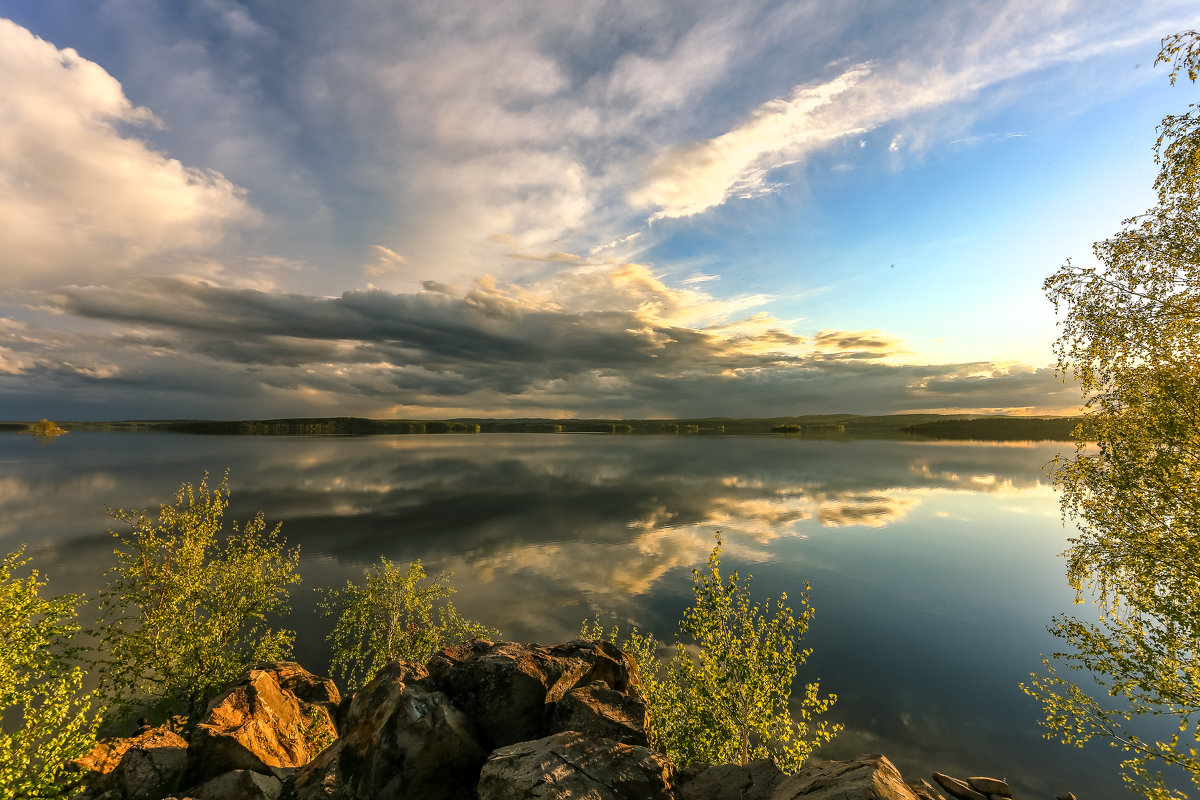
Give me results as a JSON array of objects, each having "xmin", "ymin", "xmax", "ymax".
[
  {"xmin": 677, "ymin": 759, "xmax": 786, "ymax": 800},
  {"xmin": 183, "ymin": 768, "xmax": 284, "ymax": 800},
  {"xmin": 188, "ymin": 662, "xmax": 340, "ymax": 784},
  {"xmin": 77, "ymin": 725, "xmax": 190, "ymax": 800},
  {"xmin": 289, "ymin": 659, "xmax": 484, "ymax": 800},
  {"xmin": 549, "ymin": 680, "xmax": 651, "ymax": 747},
  {"xmin": 476, "ymin": 731, "xmax": 674, "ymax": 800},
  {"xmin": 908, "ymin": 778, "xmax": 949, "ymax": 800},
  {"xmin": 931, "ymin": 773, "xmax": 988, "ymax": 800},
  {"xmin": 773, "ymin": 754, "xmax": 919, "ymax": 800},
  {"xmin": 426, "ymin": 639, "xmax": 640, "ymax": 752},
  {"xmin": 965, "ymin": 778, "xmax": 1010, "ymax": 798}
]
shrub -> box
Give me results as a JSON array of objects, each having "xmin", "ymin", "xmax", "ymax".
[
  {"xmin": 93, "ymin": 472, "xmax": 300, "ymax": 723},
  {"xmin": 582, "ymin": 534, "xmax": 840, "ymax": 771},
  {"xmin": 1, "ymin": 547, "xmax": 99, "ymax": 799},
  {"xmin": 319, "ymin": 557, "xmax": 500, "ymax": 691}
]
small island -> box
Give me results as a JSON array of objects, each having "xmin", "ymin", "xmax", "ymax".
[{"xmin": 24, "ymin": 419, "xmax": 68, "ymax": 437}]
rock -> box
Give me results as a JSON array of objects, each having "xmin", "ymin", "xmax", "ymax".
[
  {"xmin": 185, "ymin": 769, "xmax": 283, "ymax": 800},
  {"xmin": 289, "ymin": 660, "xmax": 484, "ymax": 800},
  {"xmin": 477, "ymin": 730, "xmax": 674, "ymax": 800},
  {"xmin": 772, "ymin": 754, "xmax": 918, "ymax": 800},
  {"xmin": 549, "ymin": 680, "xmax": 651, "ymax": 747},
  {"xmin": 426, "ymin": 638, "xmax": 641, "ymax": 752},
  {"xmin": 678, "ymin": 759, "xmax": 786, "ymax": 800},
  {"xmin": 965, "ymin": 778, "xmax": 1010, "ymax": 798},
  {"xmin": 931, "ymin": 773, "xmax": 987, "ymax": 800},
  {"xmin": 908, "ymin": 778, "xmax": 949, "ymax": 800},
  {"xmin": 188, "ymin": 662, "xmax": 340, "ymax": 784},
  {"xmin": 75, "ymin": 738, "xmax": 138, "ymax": 780},
  {"xmin": 266, "ymin": 662, "xmax": 342, "ymax": 711},
  {"xmin": 78, "ymin": 725, "xmax": 190, "ymax": 800}
]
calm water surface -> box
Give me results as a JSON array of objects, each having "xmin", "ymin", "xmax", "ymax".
[{"xmin": 0, "ymin": 432, "xmax": 1130, "ymax": 797}]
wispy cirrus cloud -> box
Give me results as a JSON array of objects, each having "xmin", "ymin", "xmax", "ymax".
[{"xmin": 628, "ymin": 5, "xmax": 1184, "ymax": 222}]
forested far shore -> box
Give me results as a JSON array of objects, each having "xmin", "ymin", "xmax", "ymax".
[{"xmin": 0, "ymin": 414, "xmax": 1089, "ymax": 440}]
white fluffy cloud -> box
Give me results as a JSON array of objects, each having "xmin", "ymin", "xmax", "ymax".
[{"xmin": 0, "ymin": 19, "xmax": 256, "ymax": 286}]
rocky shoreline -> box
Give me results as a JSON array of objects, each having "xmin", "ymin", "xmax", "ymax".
[{"xmin": 71, "ymin": 639, "xmax": 1069, "ymax": 800}]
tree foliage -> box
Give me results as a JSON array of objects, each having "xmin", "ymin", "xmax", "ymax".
[
  {"xmin": 93, "ymin": 473, "xmax": 300, "ymax": 723},
  {"xmin": 319, "ymin": 557, "xmax": 500, "ymax": 691},
  {"xmin": 26, "ymin": 420, "xmax": 66, "ymax": 437},
  {"xmin": 582, "ymin": 535, "xmax": 840, "ymax": 772},
  {"xmin": 1, "ymin": 548, "xmax": 99, "ymax": 799},
  {"xmin": 1026, "ymin": 30, "xmax": 1200, "ymax": 799}
]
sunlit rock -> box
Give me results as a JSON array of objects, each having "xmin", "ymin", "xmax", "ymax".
[
  {"xmin": 289, "ymin": 659, "xmax": 483, "ymax": 800},
  {"xmin": 677, "ymin": 759, "xmax": 785, "ymax": 800},
  {"xmin": 931, "ymin": 772, "xmax": 987, "ymax": 800},
  {"xmin": 477, "ymin": 730, "xmax": 674, "ymax": 800},
  {"xmin": 75, "ymin": 724, "xmax": 189, "ymax": 800},
  {"xmin": 773, "ymin": 754, "xmax": 918, "ymax": 800},
  {"xmin": 965, "ymin": 777, "xmax": 1010, "ymax": 798},
  {"xmin": 549, "ymin": 679, "xmax": 650, "ymax": 747},
  {"xmin": 188, "ymin": 662, "xmax": 340, "ymax": 785},
  {"xmin": 426, "ymin": 638, "xmax": 640, "ymax": 752}
]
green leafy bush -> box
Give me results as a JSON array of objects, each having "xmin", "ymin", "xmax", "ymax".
[
  {"xmin": 582, "ymin": 534, "xmax": 840, "ymax": 771},
  {"xmin": 319, "ymin": 557, "xmax": 500, "ymax": 691},
  {"xmin": 93, "ymin": 473, "xmax": 300, "ymax": 723},
  {"xmin": 1, "ymin": 547, "xmax": 99, "ymax": 799}
]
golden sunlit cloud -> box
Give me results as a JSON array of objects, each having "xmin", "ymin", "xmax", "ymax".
[{"xmin": 364, "ymin": 245, "xmax": 408, "ymax": 277}]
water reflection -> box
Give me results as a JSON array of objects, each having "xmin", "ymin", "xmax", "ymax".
[{"xmin": 0, "ymin": 433, "xmax": 1124, "ymax": 798}]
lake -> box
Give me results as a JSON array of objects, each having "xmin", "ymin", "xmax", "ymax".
[{"xmin": 0, "ymin": 431, "xmax": 1131, "ymax": 797}]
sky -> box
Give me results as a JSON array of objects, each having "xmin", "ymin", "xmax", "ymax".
[{"xmin": 1, "ymin": 0, "xmax": 1197, "ymax": 421}]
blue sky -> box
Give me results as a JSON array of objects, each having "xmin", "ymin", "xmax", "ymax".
[{"xmin": 0, "ymin": 1, "xmax": 1196, "ymax": 420}]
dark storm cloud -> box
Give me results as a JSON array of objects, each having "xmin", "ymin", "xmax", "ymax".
[{"xmin": 0, "ymin": 271, "xmax": 1079, "ymax": 419}]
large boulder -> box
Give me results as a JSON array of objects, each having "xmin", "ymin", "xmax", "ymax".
[
  {"xmin": 188, "ymin": 662, "xmax": 340, "ymax": 784},
  {"xmin": 76, "ymin": 725, "xmax": 190, "ymax": 800},
  {"xmin": 477, "ymin": 730, "xmax": 674, "ymax": 800},
  {"xmin": 549, "ymin": 680, "xmax": 651, "ymax": 747},
  {"xmin": 678, "ymin": 759, "xmax": 786, "ymax": 800},
  {"xmin": 426, "ymin": 639, "xmax": 641, "ymax": 752},
  {"xmin": 178, "ymin": 769, "xmax": 284, "ymax": 800},
  {"xmin": 772, "ymin": 754, "xmax": 919, "ymax": 800},
  {"xmin": 288, "ymin": 659, "xmax": 483, "ymax": 800}
]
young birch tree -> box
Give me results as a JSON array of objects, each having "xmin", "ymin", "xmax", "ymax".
[
  {"xmin": 582, "ymin": 534, "xmax": 840, "ymax": 772},
  {"xmin": 1025, "ymin": 30, "xmax": 1200, "ymax": 799},
  {"xmin": 319, "ymin": 557, "xmax": 499, "ymax": 691},
  {"xmin": 94, "ymin": 472, "xmax": 300, "ymax": 723},
  {"xmin": 1, "ymin": 548, "xmax": 99, "ymax": 799}
]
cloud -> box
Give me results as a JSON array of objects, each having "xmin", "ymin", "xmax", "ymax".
[
  {"xmin": 0, "ymin": 19, "xmax": 257, "ymax": 286},
  {"xmin": 628, "ymin": 4, "xmax": 1178, "ymax": 221},
  {"xmin": 0, "ymin": 263, "xmax": 1080, "ymax": 419},
  {"xmin": 630, "ymin": 65, "xmax": 872, "ymax": 220},
  {"xmin": 813, "ymin": 329, "xmax": 905, "ymax": 359},
  {"xmin": 364, "ymin": 245, "xmax": 407, "ymax": 277}
]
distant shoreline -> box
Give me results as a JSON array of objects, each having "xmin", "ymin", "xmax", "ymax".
[{"xmin": 0, "ymin": 414, "xmax": 1089, "ymax": 441}]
